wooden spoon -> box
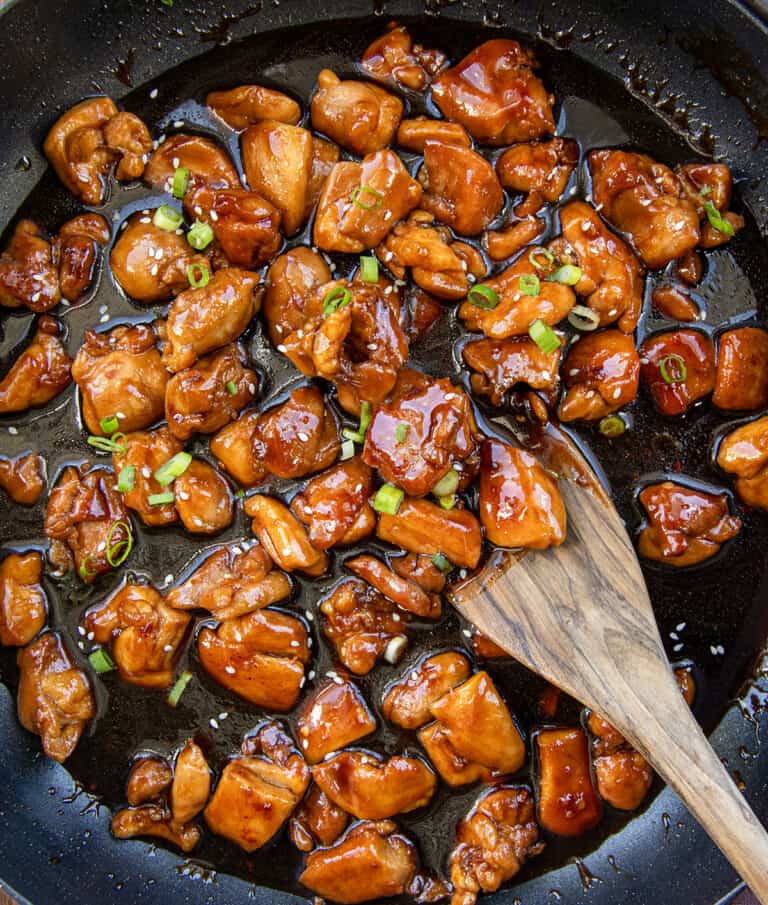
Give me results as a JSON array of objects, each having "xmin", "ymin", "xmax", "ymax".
[{"xmin": 449, "ymin": 429, "xmax": 768, "ymax": 902}]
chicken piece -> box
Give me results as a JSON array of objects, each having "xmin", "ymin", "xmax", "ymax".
[
  {"xmin": 377, "ymin": 498, "xmax": 482, "ymax": 570},
  {"xmin": 557, "ymin": 200, "xmax": 645, "ymax": 333},
  {"xmin": 484, "ymin": 217, "xmax": 545, "ymax": 263},
  {"xmin": 174, "ymin": 459, "xmax": 234, "ymax": 535},
  {"xmin": 713, "ymin": 327, "xmax": 768, "ymax": 412},
  {"xmin": 0, "ymin": 552, "xmax": 47, "ymax": 647},
  {"xmin": 263, "ymin": 247, "xmax": 332, "ymax": 348},
  {"xmin": 677, "ymin": 162, "xmax": 744, "ymax": 247},
  {"xmin": 496, "ymin": 138, "xmax": 579, "ymax": 216},
  {"xmin": 676, "ymin": 250, "xmax": 704, "ymax": 286},
  {"xmin": 171, "ymin": 740, "xmax": 211, "ymax": 824},
  {"xmin": 110, "ymin": 214, "xmax": 209, "ymax": 303},
  {"xmin": 471, "ymin": 630, "xmax": 509, "ymax": 659},
  {"xmin": 463, "ymin": 335, "xmax": 561, "ymax": 407},
  {"xmin": 126, "ymin": 757, "xmax": 173, "ymax": 806},
  {"xmin": 72, "ymin": 323, "xmax": 167, "ymax": 435},
  {"xmin": 0, "ymin": 452, "xmax": 45, "ymax": 505},
  {"xmin": 651, "ymin": 285, "xmax": 701, "ymax": 322},
  {"xmin": 290, "ymin": 784, "xmax": 349, "ymax": 851},
  {"xmin": 361, "ymin": 24, "xmax": 447, "ymax": 91},
  {"xmin": 449, "ymin": 787, "xmax": 544, "ymax": 905},
  {"xmin": 558, "ymin": 330, "xmax": 640, "ymax": 422},
  {"xmin": 56, "ymin": 213, "xmax": 111, "ymax": 303},
  {"xmin": 112, "ymin": 426, "xmax": 182, "ymax": 527},
  {"xmin": 198, "ymin": 607, "xmax": 309, "ymax": 710},
  {"xmin": 0, "ymin": 317, "xmax": 71, "ymax": 415},
  {"xmin": 382, "ymin": 652, "xmax": 471, "ymax": 730},
  {"xmin": 85, "ymin": 584, "xmax": 190, "ymax": 688},
  {"xmin": 313, "ymin": 150, "xmax": 422, "ymax": 253},
  {"xmin": 206, "ymin": 84, "xmax": 301, "ymax": 129},
  {"xmin": 346, "ymin": 555, "xmax": 441, "ymax": 619},
  {"xmin": 432, "ymin": 40, "xmax": 554, "ymax": 145},
  {"xmin": 207, "ymin": 408, "xmax": 262, "ymax": 487},
  {"xmin": 391, "ymin": 552, "xmax": 447, "ymax": 594},
  {"xmin": 589, "ymin": 150, "xmax": 700, "ymax": 269},
  {"xmin": 419, "ymin": 141, "xmax": 504, "ymax": 236},
  {"xmin": 479, "ymin": 439, "xmax": 566, "ymax": 550},
  {"xmin": 246, "ymin": 494, "xmax": 329, "ymax": 575},
  {"xmin": 112, "ymin": 805, "xmax": 200, "ymax": 852},
  {"xmin": 161, "ymin": 268, "xmax": 257, "ymax": 373},
  {"xmin": 292, "ymin": 458, "xmax": 376, "ymax": 550},
  {"xmin": 397, "ymin": 117, "xmax": 471, "ymax": 152},
  {"xmin": 320, "ymin": 579, "xmax": 409, "ymax": 675},
  {"xmin": 459, "ymin": 254, "xmax": 575, "ymax": 339},
  {"xmin": 166, "ymin": 543, "xmax": 290, "ymax": 620},
  {"xmin": 408, "ymin": 289, "xmax": 445, "ymax": 344},
  {"xmin": 313, "ymin": 751, "xmax": 436, "ymax": 819},
  {"xmin": 587, "ymin": 712, "xmax": 653, "ymax": 812},
  {"xmin": 17, "ymin": 631, "xmax": 95, "ymax": 762},
  {"xmin": 203, "ymin": 188, "xmax": 282, "ymax": 268},
  {"xmin": 536, "ymin": 728, "xmax": 602, "ymax": 836},
  {"xmin": 717, "ymin": 415, "xmax": 768, "ymax": 510},
  {"xmin": 45, "ymin": 465, "xmax": 130, "ymax": 582},
  {"xmin": 44, "ymin": 97, "xmax": 151, "ymax": 204},
  {"xmin": 640, "ymin": 329, "xmax": 716, "ymax": 416},
  {"xmin": 0, "ymin": 221, "xmax": 60, "ymax": 311},
  {"xmin": 637, "ymin": 481, "xmax": 741, "ymax": 567},
  {"xmin": 297, "ymin": 678, "xmax": 376, "ymax": 764}
]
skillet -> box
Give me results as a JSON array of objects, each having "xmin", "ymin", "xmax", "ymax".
[{"xmin": 1, "ymin": 0, "xmax": 768, "ymax": 903}]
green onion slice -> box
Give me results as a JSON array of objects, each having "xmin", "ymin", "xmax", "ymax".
[
  {"xmin": 148, "ymin": 491, "xmax": 176, "ymax": 506},
  {"xmin": 548, "ymin": 264, "xmax": 583, "ymax": 285},
  {"xmin": 467, "ymin": 284, "xmax": 500, "ymax": 310},
  {"xmin": 323, "ymin": 286, "xmax": 351, "ymax": 317},
  {"xmin": 99, "ymin": 415, "xmax": 120, "ymax": 435},
  {"xmin": 168, "ymin": 670, "xmax": 193, "ymax": 707},
  {"xmin": 187, "ymin": 219, "xmax": 215, "ymax": 250},
  {"xmin": 117, "ymin": 465, "xmax": 136, "ymax": 493},
  {"xmin": 519, "ymin": 273, "xmax": 540, "ymax": 297},
  {"xmin": 360, "ymin": 255, "xmax": 379, "ymax": 283},
  {"xmin": 659, "ymin": 354, "xmax": 688, "ymax": 385},
  {"xmin": 153, "ymin": 204, "xmax": 183, "ymax": 232},
  {"xmin": 567, "ymin": 305, "xmax": 601, "ymax": 332},
  {"xmin": 235, "ymin": 488, "xmax": 245, "ymax": 499},
  {"xmin": 106, "ymin": 520, "xmax": 133, "ymax": 568},
  {"xmin": 703, "ymin": 200, "xmax": 735, "ymax": 237},
  {"xmin": 226, "ymin": 380, "xmax": 238, "ymax": 395},
  {"xmin": 528, "ymin": 319, "xmax": 561, "ymax": 355},
  {"xmin": 359, "ymin": 401, "xmax": 373, "ymax": 435},
  {"xmin": 87, "ymin": 435, "xmax": 127, "ymax": 455},
  {"xmin": 340, "ymin": 439, "xmax": 356, "ymax": 461},
  {"xmin": 372, "ymin": 483, "xmax": 404, "ymax": 515},
  {"xmin": 431, "ymin": 552, "xmax": 453, "ymax": 574},
  {"xmin": 699, "ymin": 185, "xmax": 713, "ymax": 197},
  {"xmin": 172, "ymin": 167, "xmax": 190, "ymax": 199},
  {"xmin": 187, "ymin": 262, "xmax": 210, "ymax": 289},
  {"xmin": 79, "ymin": 555, "xmax": 98, "ymax": 581},
  {"xmin": 396, "ymin": 422, "xmax": 410, "ymax": 444},
  {"xmin": 351, "ymin": 186, "xmax": 384, "ymax": 211},
  {"xmin": 154, "ymin": 451, "xmax": 192, "ymax": 486},
  {"xmin": 437, "ymin": 494, "xmax": 456, "ymax": 511},
  {"xmin": 598, "ymin": 415, "xmax": 627, "ymax": 438},
  {"xmin": 528, "ymin": 247, "xmax": 555, "ymax": 271},
  {"xmin": 89, "ymin": 647, "xmax": 116, "ymax": 674},
  {"xmin": 432, "ymin": 468, "xmax": 459, "ymax": 498},
  {"xmin": 342, "ymin": 427, "xmax": 365, "ymax": 444}
]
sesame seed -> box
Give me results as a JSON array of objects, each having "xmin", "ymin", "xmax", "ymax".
[
  {"xmin": 209, "ymin": 718, "xmax": 219, "ymax": 730},
  {"xmin": 332, "ymin": 676, "xmax": 343, "ymax": 685},
  {"xmin": 462, "ymin": 628, "xmax": 472, "ymax": 638},
  {"xmin": 155, "ymin": 248, "xmax": 164, "ymax": 261},
  {"xmin": 7, "ymin": 426, "xmax": 18, "ymax": 436},
  {"xmin": 290, "ymin": 640, "xmax": 300, "ymax": 648},
  {"xmin": 177, "ymin": 490, "xmax": 190, "ymax": 501},
  {"xmin": 302, "ymin": 739, "xmax": 308, "ymax": 749},
  {"xmin": 99, "ymin": 314, "xmax": 109, "ymax": 323},
  {"xmin": 150, "ymin": 264, "xmax": 159, "ymax": 276},
  {"xmin": 277, "ymin": 344, "xmax": 287, "ymax": 354},
  {"xmin": 673, "ymin": 643, "xmax": 683, "ymax": 652},
  {"xmin": 149, "ymin": 88, "xmax": 158, "ymax": 99},
  {"xmin": 31, "ymin": 291, "xmax": 40, "ymax": 303},
  {"xmin": 297, "ymin": 431, "xmax": 310, "ymax": 442},
  {"xmin": 392, "ymin": 612, "xmax": 401, "ymax": 622},
  {"xmin": 140, "ymin": 216, "xmax": 151, "ymax": 224},
  {"xmin": 163, "ymin": 644, "xmax": 173, "ymax": 652},
  {"xmin": 171, "ymin": 158, "xmax": 180, "ymax": 169},
  {"xmin": 158, "ymin": 134, "xmax": 166, "ymax": 144},
  {"xmin": 299, "ymin": 676, "xmax": 306, "ymax": 688},
  {"xmin": 77, "ymin": 625, "xmax": 86, "ymax": 636},
  {"xmin": 459, "ymin": 569, "xmax": 467, "ymax": 579},
  {"xmin": 248, "ymin": 383, "xmax": 256, "ymax": 394},
  {"xmin": 78, "ymin": 641, "xmax": 85, "ymax": 650},
  {"xmin": 165, "ymin": 573, "xmax": 173, "ymax": 583},
  {"xmin": 308, "ymin": 670, "xmax": 316, "ymax": 680},
  {"xmin": 224, "ymin": 665, "xmax": 236, "ymax": 675},
  {"xmin": 209, "ymin": 210, "xmax": 219, "ymax": 222},
  {"xmin": 87, "ymin": 632, "xmax": 94, "ymax": 641},
  {"xmin": 305, "ymin": 610, "xmax": 314, "ymax": 621},
  {"xmin": 676, "ymin": 622, "xmax": 686, "ymax": 631},
  {"xmin": 669, "ymin": 632, "xmax": 679, "ymax": 641},
  {"xmin": 142, "ymin": 466, "xmax": 151, "ymax": 478},
  {"xmin": 173, "ymin": 120, "xmax": 184, "ymax": 129},
  {"xmin": 218, "ymin": 712, "xmax": 228, "ymax": 720}
]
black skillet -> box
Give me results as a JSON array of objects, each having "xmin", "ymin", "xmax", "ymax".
[{"xmin": 2, "ymin": 1, "xmax": 768, "ymax": 904}]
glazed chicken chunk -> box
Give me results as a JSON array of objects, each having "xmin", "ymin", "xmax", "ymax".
[
  {"xmin": 360, "ymin": 24, "xmax": 448, "ymax": 91},
  {"xmin": 112, "ymin": 804, "xmax": 201, "ymax": 853},
  {"xmin": 496, "ymin": 138, "xmax": 579, "ymax": 216},
  {"xmin": 206, "ymin": 84, "xmax": 302, "ymax": 130},
  {"xmin": 0, "ymin": 451, "xmax": 45, "ymax": 505},
  {"xmin": 587, "ymin": 711, "xmax": 653, "ymax": 811},
  {"xmin": 290, "ymin": 783, "xmax": 349, "ymax": 852},
  {"xmin": 126, "ymin": 756, "xmax": 173, "ymax": 806},
  {"xmin": 558, "ymin": 330, "xmax": 640, "ymax": 422},
  {"xmin": 652, "ymin": 285, "xmax": 701, "ymax": 323},
  {"xmin": 0, "ymin": 317, "xmax": 72, "ymax": 415},
  {"xmin": 713, "ymin": 327, "xmax": 768, "ymax": 412},
  {"xmin": 173, "ymin": 459, "xmax": 234, "ymax": 535},
  {"xmin": 640, "ymin": 329, "xmax": 715, "ymax": 416},
  {"xmin": 717, "ymin": 415, "xmax": 768, "ymax": 510},
  {"xmin": 536, "ymin": 727, "xmax": 603, "ymax": 836},
  {"xmin": 171, "ymin": 740, "xmax": 211, "ymax": 824},
  {"xmin": 263, "ymin": 247, "xmax": 332, "ymax": 348},
  {"xmin": 677, "ymin": 162, "xmax": 744, "ymax": 247},
  {"xmin": 382, "ymin": 652, "xmax": 471, "ymax": 730},
  {"xmin": 245, "ymin": 494, "xmax": 329, "ymax": 576},
  {"xmin": 483, "ymin": 216, "xmax": 545, "ymax": 263},
  {"xmin": 346, "ymin": 554, "xmax": 441, "ymax": 619},
  {"xmin": 296, "ymin": 678, "xmax": 376, "ymax": 764},
  {"xmin": 85, "ymin": 584, "xmax": 190, "ymax": 688},
  {"xmin": 17, "ymin": 631, "xmax": 95, "ymax": 762},
  {"xmin": 396, "ymin": 116, "xmax": 471, "ymax": 152},
  {"xmin": 463, "ymin": 335, "xmax": 561, "ymax": 408},
  {"xmin": 204, "ymin": 188, "xmax": 283, "ymax": 268},
  {"xmin": 112, "ymin": 426, "xmax": 183, "ymax": 528},
  {"xmin": 0, "ymin": 551, "xmax": 47, "ymax": 647}
]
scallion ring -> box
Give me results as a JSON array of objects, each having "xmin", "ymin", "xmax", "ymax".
[
  {"xmin": 187, "ymin": 219, "xmax": 215, "ymax": 250},
  {"xmin": 396, "ymin": 422, "xmax": 410, "ymax": 444},
  {"xmin": 148, "ymin": 491, "xmax": 176, "ymax": 506},
  {"xmin": 340, "ymin": 439, "xmax": 356, "ymax": 461},
  {"xmin": 87, "ymin": 435, "xmax": 127, "ymax": 455},
  {"xmin": 360, "ymin": 255, "xmax": 379, "ymax": 283},
  {"xmin": 528, "ymin": 319, "xmax": 561, "ymax": 355},
  {"xmin": 89, "ymin": 648, "xmax": 116, "ymax": 674},
  {"xmin": 703, "ymin": 200, "xmax": 735, "ymax": 237},
  {"xmin": 187, "ymin": 262, "xmax": 210, "ymax": 288},
  {"xmin": 467, "ymin": 284, "xmax": 500, "ymax": 310},
  {"xmin": 99, "ymin": 414, "xmax": 119, "ymax": 435},
  {"xmin": 226, "ymin": 380, "xmax": 238, "ymax": 396},
  {"xmin": 598, "ymin": 415, "xmax": 627, "ymax": 438},
  {"xmin": 154, "ymin": 451, "xmax": 192, "ymax": 486},
  {"xmin": 172, "ymin": 167, "xmax": 190, "ymax": 199},
  {"xmin": 659, "ymin": 354, "xmax": 688, "ymax": 385},
  {"xmin": 323, "ymin": 286, "xmax": 351, "ymax": 317},
  {"xmin": 342, "ymin": 427, "xmax": 365, "ymax": 444},
  {"xmin": 351, "ymin": 185, "xmax": 383, "ymax": 211},
  {"xmin": 106, "ymin": 520, "xmax": 133, "ymax": 568},
  {"xmin": 78, "ymin": 555, "xmax": 98, "ymax": 581},
  {"xmin": 548, "ymin": 264, "xmax": 583, "ymax": 286},
  {"xmin": 117, "ymin": 465, "xmax": 136, "ymax": 493},
  {"xmin": 168, "ymin": 670, "xmax": 193, "ymax": 707},
  {"xmin": 432, "ymin": 468, "xmax": 459, "ymax": 498},
  {"xmin": 153, "ymin": 204, "xmax": 183, "ymax": 232},
  {"xmin": 431, "ymin": 552, "xmax": 453, "ymax": 573},
  {"xmin": 567, "ymin": 305, "xmax": 601, "ymax": 332},
  {"xmin": 519, "ymin": 273, "xmax": 540, "ymax": 297},
  {"xmin": 528, "ymin": 247, "xmax": 555, "ymax": 271},
  {"xmin": 372, "ymin": 483, "xmax": 404, "ymax": 515},
  {"xmin": 437, "ymin": 494, "xmax": 456, "ymax": 511}
]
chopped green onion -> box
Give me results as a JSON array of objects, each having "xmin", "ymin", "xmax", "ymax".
[
  {"xmin": 467, "ymin": 284, "xmax": 499, "ymax": 310},
  {"xmin": 187, "ymin": 219, "xmax": 215, "ymax": 250},
  {"xmin": 548, "ymin": 264, "xmax": 582, "ymax": 285},
  {"xmin": 432, "ymin": 468, "xmax": 459, "ymax": 498},
  {"xmin": 106, "ymin": 520, "xmax": 133, "ymax": 568},
  {"xmin": 598, "ymin": 415, "xmax": 627, "ymax": 438},
  {"xmin": 226, "ymin": 380, "xmax": 238, "ymax": 395},
  {"xmin": 79, "ymin": 555, "xmax": 98, "ymax": 581},
  {"xmin": 431, "ymin": 552, "xmax": 452, "ymax": 573},
  {"xmin": 528, "ymin": 247, "xmax": 555, "ymax": 271},
  {"xmin": 519, "ymin": 274, "xmax": 540, "ymax": 297},
  {"xmin": 342, "ymin": 427, "xmax": 366, "ymax": 444},
  {"xmin": 340, "ymin": 439, "xmax": 356, "ymax": 460},
  {"xmin": 87, "ymin": 435, "xmax": 127, "ymax": 455},
  {"xmin": 235, "ymin": 488, "xmax": 245, "ymax": 499},
  {"xmin": 659, "ymin": 354, "xmax": 688, "ymax": 385},
  {"xmin": 528, "ymin": 319, "xmax": 561, "ymax": 355},
  {"xmin": 160, "ymin": 0, "xmax": 173, "ymax": 7},
  {"xmin": 396, "ymin": 422, "xmax": 409, "ymax": 444},
  {"xmin": 89, "ymin": 647, "xmax": 116, "ymax": 674},
  {"xmin": 323, "ymin": 286, "xmax": 351, "ymax": 317},
  {"xmin": 567, "ymin": 305, "xmax": 601, "ymax": 332},
  {"xmin": 148, "ymin": 491, "xmax": 176, "ymax": 506},
  {"xmin": 153, "ymin": 204, "xmax": 183, "ymax": 232},
  {"xmin": 360, "ymin": 255, "xmax": 379, "ymax": 283},
  {"xmin": 187, "ymin": 262, "xmax": 210, "ymax": 289},
  {"xmin": 699, "ymin": 185, "xmax": 713, "ymax": 197},
  {"xmin": 703, "ymin": 200, "xmax": 735, "ymax": 237},
  {"xmin": 154, "ymin": 451, "xmax": 192, "ymax": 486},
  {"xmin": 437, "ymin": 494, "xmax": 456, "ymax": 511},
  {"xmin": 359, "ymin": 401, "xmax": 373, "ymax": 435},
  {"xmin": 351, "ymin": 186, "xmax": 383, "ymax": 210},
  {"xmin": 99, "ymin": 415, "xmax": 120, "ymax": 435},
  {"xmin": 167, "ymin": 670, "xmax": 193, "ymax": 707},
  {"xmin": 372, "ymin": 483, "xmax": 404, "ymax": 515},
  {"xmin": 117, "ymin": 465, "xmax": 136, "ymax": 493},
  {"xmin": 172, "ymin": 167, "xmax": 190, "ymax": 199}
]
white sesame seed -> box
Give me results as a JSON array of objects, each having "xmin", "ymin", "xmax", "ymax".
[
  {"xmin": 218, "ymin": 712, "xmax": 228, "ymax": 720},
  {"xmin": 147, "ymin": 247, "xmax": 156, "ymax": 259},
  {"xmin": 392, "ymin": 613, "xmax": 401, "ymax": 622},
  {"xmin": 676, "ymin": 622, "xmax": 686, "ymax": 631},
  {"xmin": 163, "ymin": 644, "xmax": 173, "ymax": 652},
  {"xmin": 194, "ymin": 206, "xmax": 203, "ymax": 216},
  {"xmin": 462, "ymin": 628, "xmax": 472, "ymax": 638},
  {"xmin": 99, "ymin": 314, "xmax": 109, "ymax": 323},
  {"xmin": 7, "ymin": 426, "xmax": 18, "ymax": 436},
  {"xmin": 209, "ymin": 718, "xmax": 219, "ymax": 729},
  {"xmin": 78, "ymin": 641, "xmax": 85, "ymax": 650},
  {"xmin": 150, "ymin": 264, "xmax": 159, "ymax": 276},
  {"xmin": 459, "ymin": 569, "xmax": 467, "ymax": 579},
  {"xmin": 384, "ymin": 635, "xmax": 407, "ymax": 664},
  {"xmin": 308, "ymin": 670, "xmax": 316, "ymax": 680},
  {"xmin": 248, "ymin": 383, "xmax": 256, "ymax": 394},
  {"xmin": 673, "ymin": 643, "xmax": 683, "ymax": 652},
  {"xmin": 155, "ymin": 248, "xmax": 164, "ymax": 261},
  {"xmin": 670, "ymin": 632, "xmax": 679, "ymax": 641},
  {"xmin": 326, "ymin": 670, "xmax": 338, "ymax": 680},
  {"xmin": 172, "ymin": 157, "xmax": 180, "ymax": 169},
  {"xmin": 332, "ymin": 676, "xmax": 343, "ymax": 685},
  {"xmin": 302, "ymin": 739, "xmax": 308, "ymax": 749},
  {"xmin": 149, "ymin": 88, "xmax": 158, "ymax": 99},
  {"xmin": 142, "ymin": 466, "xmax": 151, "ymax": 478},
  {"xmin": 225, "ymin": 665, "xmax": 236, "ymax": 675},
  {"xmin": 305, "ymin": 610, "xmax": 314, "ymax": 621},
  {"xmin": 140, "ymin": 216, "xmax": 151, "ymax": 224},
  {"xmin": 209, "ymin": 210, "xmax": 219, "ymax": 222},
  {"xmin": 158, "ymin": 134, "xmax": 166, "ymax": 144},
  {"xmin": 173, "ymin": 120, "xmax": 184, "ymax": 129},
  {"xmin": 165, "ymin": 573, "xmax": 173, "ymax": 583},
  {"xmin": 77, "ymin": 625, "xmax": 86, "ymax": 636},
  {"xmin": 297, "ymin": 431, "xmax": 310, "ymax": 442},
  {"xmin": 31, "ymin": 291, "xmax": 41, "ymax": 303},
  {"xmin": 87, "ymin": 631, "xmax": 94, "ymax": 641},
  {"xmin": 277, "ymin": 344, "xmax": 287, "ymax": 354},
  {"xmin": 177, "ymin": 490, "xmax": 190, "ymax": 501},
  {"xmin": 300, "ymin": 676, "xmax": 306, "ymax": 688},
  {"xmin": 290, "ymin": 640, "xmax": 300, "ymax": 648}
]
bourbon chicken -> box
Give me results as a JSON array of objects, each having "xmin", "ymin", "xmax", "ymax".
[
  {"xmin": 717, "ymin": 415, "xmax": 768, "ymax": 510},
  {"xmin": 0, "ymin": 317, "xmax": 72, "ymax": 414}
]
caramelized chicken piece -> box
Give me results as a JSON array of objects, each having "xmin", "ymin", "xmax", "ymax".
[
  {"xmin": 166, "ymin": 543, "xmax": 290, "ymax": 620},
  {"xmin": 432, "ymin": 40, "xmax": 554, "ymax": 145},
  {"xmin": 536, "ymin": 728, "xmax": 602, "ymax": 836},
  {"xmin": 174, "ymin": 459, "xmax": 234, "ymax": 535},
  {"xmin": 652, "ymin": 285, "xmax": 701, "ymax": 322},
  {"xmin": 246, "ymin": 494, "xmax": 329, "ymax": 576},
  {"xmin": 263, "ymin": 247, "xmax": 331, "ymax": 347},
  {"xmin": 0, "ymin": 552, "xmax": 46, "ymax": 647},
  {"xmin": 558, "ymin": 330, "xmax": 640, "ymax": 422},
  {"xmin": 16, "ymin": 631, "xmax": 95, "ymax": 762},
  {"xmin": 459, "ymin": 254, "xmax": 575, "ymax": 339},
  {"xmin": 677, "ymin": 162, "xmax": 744, "ymax": 247},
  {"xmin": 449, "ymin": 787, "xmax": 544, "ymax": 905},
  {"xmin": 589, "ymin": 150, "xmax": 700, "ymax": 269},
  {"xmin": 396, "ymin": 117, "xmax": 471, "ymax": 152},
  {"xmin": 0, "ymin": 452, "xmax": 45, "ymax": 505},
  {"xmin": 382, "ymin": 652, "xmax": 471, "ymax": 730},
  {"xmin": 112, "ymin": 805, "xmax": 200, "ymax": 852},
  {"xmin": 587, "ymin": 712, "xmax": 652, "ymax": 811},
  {"xmin": 300, "ymin": 819, "xmax": 417, "ymax": 904},
  {"xmin": 637, "ymin": 481, "xmax": 741, "ymax": 567},
  {"xmin": 361, "ymin": 24, "xmax": 447, "ymax": 91},
  {"xmin": 408, "ymin": 289, "xmax": 445, "ymax": 344},
  {"xmin": 496, "ymin": 138, "xmax": 579, "ymax": 216},
  {"xmin": 198, "ymin": 607, "xmax": 309, "ymax": 710},
  {"xmin": 640, "ymin": 329, "xmax": 715, "ymax": 416},
  {"xmin": 126, "ymin": 757, "xmax": 172, "ymax": 806},
  {"xmin": 290, "ymin": 783, "xmax": 349, "ymax": 851},
  {"xmin": 377, "ymin": 498, "xmax": 482, "ymax": 570},
  {"xmin": 208, "ymin": 410, "xmax": 262, "ymax": 487},
  {"xmin": 72, "ymin": 323, "xmax": 167, "ymax": 435},
  {"xmin": 463, "ymin": 335, "xmax": 561, "ymax": 407},
  {"xmin": 111, "ymin": 215, "xmax": 209, "ymax": 303},
  {"xmin": 479, "ymin": 439, "xmax": 566, "ymax": 549},
  {"xmin": 0, "ymin": 221, "xmax": 59, "ymax": 311},
  {"xmin": 171, "ymin": 740, "xmax": 211, "ymax": 824},
  {"xmin": 44, "ymin": 97, "xmax": 151, "ymax": 204},
  {"xmin": 0, "ymin": 317, "xmax": 71, "ymax": 414},
  {"xmin": 419, "ymin": 141, "xmax": 504, "ymax": 236},
  {"xmin": 484, "ymin": 216, "xmax": 545, "ymax": 263},
  {"xmin": 314, "ymin": 751, "xmax": 436, "ymax": 819},
  {"xmin": 292, "ymin": 458, "xmax": 376, "ymax": 550},
  {"xmin": 112, "ymin": 426, "xmax": 182, "ymax": 527},
  {"xmin": 391, "ymin": 552, "xmax": 447, "ymax": 593},
  {"xmin": 57, "ymin": 213, "xmax": 111, "ymax": 302},
  {"xmin": 45, "ymin": 465, "xmax": 130, "ymax": 582},
  {"xmin": 717, "ymin": 415, "xmax": 768, "ymax": 510},
  {"xmin": 676, "ymin": 250, "xmax": 704, "ymax": 286},
  {"xmin": 160, "ymin": 268, "xmax": 257, "ymax": 373},
  {"xmin": 713, "ymin": 327, "xmax": 768, "ymax": 411},
  {"xmin": 346, "ymin": 555, "xmax": 441, "ymax": 619},
  {"xmin": 85, "ymin": 584, "xmax": 190, "ymax": 688},
  {"xmin": 203, "ymin": 188, "xmax": 282, "ymax": 268},
  {"xmin": 320, "ymin": 579, "xmax": 409, "ymax": 675},
  {"xmin": 297, "ymin": 678, "xmax": 377, "ymax": 763},
  {"xmin": 313, "ymin": 150, "xmax": 422, "ymax": 253},
  {"xmin": 206, "ymin": 84, "xmax": 301, "ymax": 130}
]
